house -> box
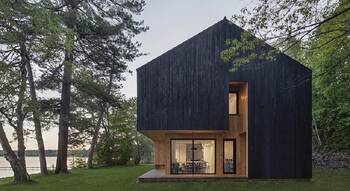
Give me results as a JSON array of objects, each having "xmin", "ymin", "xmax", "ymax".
[{"xmin": 137, "ymin": 18, "xmax": 312, "ymax": 181}]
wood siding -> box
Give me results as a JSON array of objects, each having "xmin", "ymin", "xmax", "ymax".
[
  {"xmin": 137, "ymin": 18, "xmax": 312, "ymax": 179},
  {"xmin": 137, "ymin": 19, "xmax": 236, "ymax": 131},
  {"xmin": 230, "ymin": 55, "xmax": 312, "ymax": 179}
]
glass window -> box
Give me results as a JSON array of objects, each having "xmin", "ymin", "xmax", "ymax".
[
  {"xmin": 229, "ymin": 92, "xmax": 238, "ymax": 115},
  {"xmin": 193, "ymin": 140, "xmax": 215, "ymax": 174},
  {"xmin": 171, "ymin": 139, "xmax": 215, "ymax": 174},
  {"xmin": 223, "ymin": 139, "xmax": 236, "ymax": 174},
  {"xmin": 171, "ymin": 140, "xmax": 193, "ymax": 174}
]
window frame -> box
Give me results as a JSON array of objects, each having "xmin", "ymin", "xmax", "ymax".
[
  {"xmin": 170, "ymin": 138, "xmax": 216, "ymax": 175},
  {"xmin": 223, "ymin": 138, "xmax": 237, "ymax": 174},
  {"xmin": 229, "ymin": 91, "xmax": 239, "ymax": 116}
]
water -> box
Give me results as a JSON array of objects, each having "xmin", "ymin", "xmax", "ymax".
[{"xmin": 0, "ymin": 156, "xmax": 86, "ymax": 178}]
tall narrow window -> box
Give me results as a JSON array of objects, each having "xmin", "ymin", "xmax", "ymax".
[
  {"xmin": 229, "ymin": 92, "xmax": 239, "ymax": 115},
  {"xmin": 223, "ymin": 139, "xmax": 236, "ymax": 174}
]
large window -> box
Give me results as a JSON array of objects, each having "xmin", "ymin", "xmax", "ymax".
[
  {"xmin": 223, "ymin": 139, "xmax": 236, "ymax": 174},
  {"xmin": 171, "ymin": 139, "xmax": 215, "ymax": 174},
  {"xmin": 229, "ymin": 92, "xmax": 239, "ymax": 115}
]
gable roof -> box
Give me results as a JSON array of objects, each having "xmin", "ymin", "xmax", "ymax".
[
  {"xmin": 137, "ymin": 17, "xmax": 311, "ymax": 74},
  {"xmin": 137, "ymin": 17, "xmax": 312, "ymax": 135}
]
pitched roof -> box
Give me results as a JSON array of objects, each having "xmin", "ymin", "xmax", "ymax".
[{"xmin": 137, "ymin": 18, "xmax": 311, "ymax": 73}]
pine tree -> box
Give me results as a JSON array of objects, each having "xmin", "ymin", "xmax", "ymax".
[{"xmin": 43, "ymin": 0, "xmax": 147, "ymax": 173}]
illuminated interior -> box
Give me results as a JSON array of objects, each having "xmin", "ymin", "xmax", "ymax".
[
  {"xmin": 229, "ymin": 92, "xmax": 238, "ymax": 115},
  {"xmin": 171, "ymin": 140, "xmax": 215, "ymax": 174},
  {"xmin": 224, "ymin": 139, "xmax": 236, "ymax": 174}
]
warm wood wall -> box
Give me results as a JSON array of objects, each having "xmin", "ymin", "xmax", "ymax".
[{"xmin": 145, "ymin": 132, "xmax": 248, "ymax": 177}]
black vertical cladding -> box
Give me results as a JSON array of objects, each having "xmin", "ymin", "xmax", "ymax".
[{"xmin": 137, "ymin": 18, "xmax": 312, "ymax": 179}]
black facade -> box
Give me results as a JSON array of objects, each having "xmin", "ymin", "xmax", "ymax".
[{"xmin": 137, "ymin": 18, "xmax": 312, "ymax": 179}]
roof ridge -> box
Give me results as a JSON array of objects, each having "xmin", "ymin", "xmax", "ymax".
[{"xmin": 137, "ymin": 19, "xmax": 227, "ymax": 71}]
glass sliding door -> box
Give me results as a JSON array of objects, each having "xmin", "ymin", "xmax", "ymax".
[
  {"xmin": 223, "ymin": 139, "xmax": 236, "ymax": 174},
  {"xmin": 171, "ymin": 140, "xmax": 193, "ymax": 174},
  {"xmin": 171, "ymin": 139, "xmax": 216, "ymax": 174},
  {"xmin": 193, "ymin": 140, "xmax": 215, "ymax": 173}
]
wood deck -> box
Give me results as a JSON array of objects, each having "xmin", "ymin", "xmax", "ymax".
[{"xmin": 138, "ymin": 169, "xmax": 248, "ymax": 182}]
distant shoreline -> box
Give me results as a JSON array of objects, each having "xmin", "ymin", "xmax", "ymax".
[
  {"xmin": 0, "ymin": 150, "xmax": 88, "ymax": 157},
  {"xmin": 0, "ymin": 156, "xmax": 84, "ymax": 178}
]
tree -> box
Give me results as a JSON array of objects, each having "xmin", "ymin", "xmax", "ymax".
[
  {"xmin": 0, "ymin": 122, "xmax": 30, "ymax": 183},
  {"xmin": 0, "ymin": 0, "xmax": 31, "ymax": 173},
  {"xmin": 0, "ymin": 62, "xmax": 30, "ymax": 183},
  {"xmin": 221, "ymin": 0, "xmax": 350, "ymax": 69},
  {"xmin": 68, "ymin": 69, "xmax": 122, "ymax": 168},
  {"xmin": 85, "ymin": 71, "xmax": 116, "ymax": 169},
  {"xmin": 46, "ymin": 0, "xmax": 147, "ymax": 173},
  {"xmin": 26, "ymin": 59, "xmax": 48, "ymax": 175},
  {"xmin": 302, "ymin": 1, "xmax": 350, "ymax": 150},
  {"xmin": 96, "ymin": 98, "xmax": 152, "ymax": 166},
  {"xmin": 222, "ymin": 0, "xmax": 350, "ymax": 151},
  {"xmin": 0, "ymin": 0, "xmax": 62, "ymax": 175},
  {"xmin": 133, "ymin": 130, "xmax": 153, "ymax": 164}
]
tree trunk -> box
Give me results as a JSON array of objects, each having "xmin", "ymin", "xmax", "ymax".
[
  {"xmin": 87, "ymin": 115, "xmax": 102, "ymax": 169},
  {"xmin": 56, "ymin": 30, "xmax": 74, "ymax": 174},
  {"xmin": 16, "ymin": 62, "xmax": 27, "ymax": 170},
  {"xmin": 87, "ymin": 110, "xmax": 104, "ymax": 169},
  {"xmin": 25, "ymin": 60, "xmax": 48, "ymax": 175},
  {"xmin": 312, "ymin": 117, "xmax": 322, "ymax": 146},
  {"xmin": 87, "ymin": 71, "xmax": 114, "ymax": 169},
  {"xmin": 0, "ymin": 123, "xmax": 30, "ymax": 183}
]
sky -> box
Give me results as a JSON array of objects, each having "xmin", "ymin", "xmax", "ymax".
[{"xmin": 2, "ymin": 0, "xmax": 248, "ymax": 150}]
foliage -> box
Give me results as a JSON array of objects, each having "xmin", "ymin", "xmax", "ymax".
[
  {"xmin": 41, "ymin": 0, "xmax": 149, "ymax": 172},
  {"xmin": 70, "ymin": 158, "xmax": 87, "ymax": 169},
  {"xmin": 223, "ymin": 0, "xmax": 350, "ymax": 151},
  {"xmin": 221, "ymin": 0, "xmax": 350, "ymax": 68},
  {"xmin": 303, "ymin": 1, "xmax": 350, "ymax": 150},
  {"xmin": 280, "ymin": 0, "xmax": 350, "ymax": 151},
  {"xmin": 0, "ymin": 63, "xmax": 24, "ymax": 126},
  {"xmin": 221, "ymin": 31, "xmax": 278, "ymax": 72},
  {"xmin": 0, "ymin": 0, "xmax": 148, "ymax": 176},
  {"xmin": 96, "ymin": 98, "xmax": 152, "ymax": 166},
  {"xmin": 133, "ymin": 130, "xmax": 153, "ymax": 164}
]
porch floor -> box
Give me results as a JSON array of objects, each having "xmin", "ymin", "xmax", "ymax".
[{"xmin": 138, "ymin": 169, "xmax": 248, "ymax": 182}]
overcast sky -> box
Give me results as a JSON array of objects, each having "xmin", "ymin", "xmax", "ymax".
[{"xmin": 3, "ymin": 0, "xmax": 248, "ymax": 150}]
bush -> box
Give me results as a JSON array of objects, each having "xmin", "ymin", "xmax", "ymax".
[{"xmin": 71, "ymin": 158, "xmax": 87, "ymax": 169}]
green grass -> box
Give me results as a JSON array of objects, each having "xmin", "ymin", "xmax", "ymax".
[{"xmin": 0, "ymin": 165, "xmax": 349, "ymax": 191}]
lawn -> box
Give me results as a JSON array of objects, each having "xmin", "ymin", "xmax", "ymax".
[{"xmin": 0, "ymin": 165, "xmax": 349, "ymax": 191}]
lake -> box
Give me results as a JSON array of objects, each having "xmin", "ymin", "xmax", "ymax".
[{"xmin": 0, "ymin": 156, "xmax": 86, "ymax": 178}]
